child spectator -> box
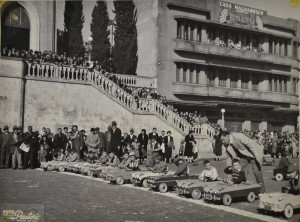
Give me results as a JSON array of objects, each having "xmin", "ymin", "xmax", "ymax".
[
  {"xmin": 174, "ymin": 155, "xmax": 188, "ymax": 176},
  {"xmin": 277, "ymin": 152, "xmax": 291, "ymax": 173},
  {"xmin": 66, "ymin": 149, "xmax": 79, "ymax": 162},
  {"xmin": 282, "ymin": 165, "xmax": 299, "ymax": 195},
  {"xmin": 199, "ymin": 160, "xmax": 218, "ymax": 181},
  {"xmin": 118, "ymin": 152, "xmax": 130, "ymax": 169},
  {"xmin": 108, "ymin": 152, "xmax": 119, "ymax": 166},
  {"xmin": 224, "ymin": 159, "xmax": 246, "ymax": 184},
  {"xmin": 98, "ymin": 151, "xmax": 109, "ymax": 165},
  {"xmin": 150, "ymin": 155, "xmax": 167, "ymax": 173},
  {"xmin": 64, "ymin": 149, "xmax": 70, "ymax": 161},
  {"xmin": 131, "ymin": 138, "xmax": 140, "ymax": 162},
  {"xmin": 38, "ymin": 145, "xmax": 47, "ymax": 165},
  {"xmin": 126, "ymin": 152, "xmax": 139, "ymax": 171}
]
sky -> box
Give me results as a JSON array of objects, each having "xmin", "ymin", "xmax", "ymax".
[{"xmin": 56, "ymin": 0, "xmax": 300, "ymax": 41}]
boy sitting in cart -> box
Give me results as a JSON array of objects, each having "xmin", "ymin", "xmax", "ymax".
[
  {"xmin": 118, "ymin": 152, "xmax": 130, "ymax": 169},
  {"xmin": 98, "ymin": 151, "xmax": 109, "ymax": 165},
  {"xmin": 54, "ymin": 149, "xmax": 65, "ymax": 161},
  {"xmin": 66, "ymin": 149, "xmax": 79, "ymax": 162},
  {"xmin": 125, "ymin": 152, "xmax": 139, "ymax": 171},
  {"xmin": 150, "ymin": 155, "xmax": 167, "ymax": 173},
  {"xmin": 199, "ymin": 160, "xmax": 218, "ymax": 181},
  {"xmin": 277, "ymin": 152, "xmax": 291, "ymax": 172},
  {"xmin": 282, "ymin": 164, "xmax": 299, "ymax": 195},
  {"xmin": 224, "ymin": 158, "xmax": 246, "ymax": 184},
  {"xmin": 174, "ymin": 155, "xmax": 188, "ymax": 176}
]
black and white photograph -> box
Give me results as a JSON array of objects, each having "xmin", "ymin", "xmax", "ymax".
[{"xmin": 0, "ymin": 0, "xmax": 299, "ymax": 221}]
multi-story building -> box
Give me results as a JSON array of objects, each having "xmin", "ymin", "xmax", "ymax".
[{"xmin": 137, "ymin": 0, "xmax": 299, "ymax": 132}]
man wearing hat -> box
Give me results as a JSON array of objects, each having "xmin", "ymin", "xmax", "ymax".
[
  {"xmin": 95, "ymin": 127, "xmax": 105, "ymax": 155},
  {"xmin": 8, "ymin": 126, "xmax": 23, "ymax": 169},
  {"xmin": 125, "ymin": 128, "xmax": 137, "ymax": 147},
  {"xmin": 111, "ymin": 121, "xmax": 122, "ymax": 158},
  {"xmin": 282, "ymin": 164, "xmax": 299, "ymax": 195},
  {"xmin": 0, "ymin": 125, "xmax": 11, "ymax": 168},
  {"xmin": 184, "ymin": 130, "xmax": 196, "ymax": 163},
  {"xmin": 53, "ymin": 128, "xmax": 68, "ymax": 154},
  {"xmin": 86, "ymin": 128, "xmax": 100, "ymax": 155},
  {"xmin": 23, "ymin": 126, "xmax": 39, "ymax": 169}
]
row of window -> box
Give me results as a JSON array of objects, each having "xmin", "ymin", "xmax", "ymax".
[
  {"xmin": 176, "ymin": 19, "xmax": 299, "ymax": 58},
  {"xmin": 175, "ymin": 63, "xmax": 296, "ymax": 94}
]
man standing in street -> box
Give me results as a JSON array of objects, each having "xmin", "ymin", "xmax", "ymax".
[
  {"xmin": 86, "ymin": 128, "xmax": 100, "ymax": 156},
  {"xmin": 53, "ymin": 128, "xmax": 68, "ymax": 153},
  {"xmin": 71, "ymin": 125, "xmax": 83, "ymax": 159},
  {"xmin": 138, "ymin": 129, "xmax": 148, "ymax": 164},
  {"xmin": 215, "ymin": 130, "xmax": 265, "ymax": 192},
  {"xmin": 95, "ymin": 127, "xmax": 105, "ymax": 156},
  {"xmin": 105, "ymin": 125, "xmax": 112, "ymax": 154},
  {"xmin": 111, "ymin": 121, "xmax": 122, "ymax": 158},
  {"xmin": 23, "ymin": 126, "xmax": 39, "ymax": 169},
  {"xmin": 0, "ymin": 125, "xmax": 11, "ymax": 168},
  {"xmin": 9, "ymin": 126, "xmax": 23, "ymax": 169},
  {"xmin": 125, "ymin": 128, "xmax": 137, "ymax": 147}
]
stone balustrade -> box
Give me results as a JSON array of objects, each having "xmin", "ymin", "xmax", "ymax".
[
  {"xmin": 25, "ymin": 62, "xmax": 216, "ymax": 138},
  {"xmin": 113, "ymin": 73, "xmax": 157, "ymax": 89}
]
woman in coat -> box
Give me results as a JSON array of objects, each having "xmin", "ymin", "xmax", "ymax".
[{"xmin": 184, "ymin": 130, "xmax": 196, "ymax": 163}]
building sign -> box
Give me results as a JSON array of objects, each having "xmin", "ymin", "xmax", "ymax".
[{"xmin": 219, "ymin": 1, "xmax": 266, "ymax": 30}]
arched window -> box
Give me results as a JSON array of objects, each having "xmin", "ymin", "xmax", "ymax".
[{"xmin": 1, "ymin": 2, "xmax": 30, "ymax": 50}]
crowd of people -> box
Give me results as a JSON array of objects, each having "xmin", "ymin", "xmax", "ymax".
[
  {"xmin": 239, "ymin": 129, "xmax": 299, "ymax": 158},
  {"xmin": 215, "ymin": 39, "xmax": 264, "ymax": 53},
  {"xmin": 0, "ymin": 122, "xmax": 196, "ymax": 170}
]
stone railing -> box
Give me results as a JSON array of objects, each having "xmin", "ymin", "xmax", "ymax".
[
  {"xmin": 113, "ymin": 73, "xmax": 157, "ymax": 89},
  {"xmin": 25, "ymin": 62, "xmax": 216, "ymax": 139}
]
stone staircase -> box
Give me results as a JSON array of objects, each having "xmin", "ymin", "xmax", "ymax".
[{"xmin": 25, "ymin": 62, "xmax": 216, "ymax": 152}]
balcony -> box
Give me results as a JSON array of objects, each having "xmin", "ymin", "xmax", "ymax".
[
  {"xmin": 172, "ymin": 82, "xmax": 298, "ymax": 106},
  {"xmin": 174, "ymin": 39, "xmax": 293, "ymax": 67}
]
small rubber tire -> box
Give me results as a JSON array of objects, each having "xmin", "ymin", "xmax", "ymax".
[
  {"xmin": 222, "ymin": 194, "xmax": 232, "ymax": 206},
  {"xmin": 158, "ymin": 183, "xmax": 168, "ymax": 193},
  {"xmin": 58, "ymin": 166, "xmax": 65, "ymax": 172},
  {"xmin": 116, "ymin": 176, "xmax": 125, "ymax": 185},
  {"xmin": 191, "ymin": 188, "xmax": 202, "ymax": 200},
  {"xmin": 283, "ymin": 204, "xmax": 293, "ymax": 219},
  {"xmin": 247, "ymin": 192, "xmax": 256, "ymax": 203},
  {"xmin": 275, "ymin": 173, "xmax": 284, "ymax": 181},
  {"xmin": 47, "ymin": 165, "xmax": 53, "ymax": 171}
]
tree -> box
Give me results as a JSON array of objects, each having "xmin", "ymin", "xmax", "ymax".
[
  {"xmin": 90, "ymin": 0, "xmax": 111, "ymax": 70},
  {"xmin": 111, "ymin": 0, "xmax": 138, "ymax": 75},
  {"xmin": 63, "ymin": 0, "xmax": 84, "ymax": 56}
]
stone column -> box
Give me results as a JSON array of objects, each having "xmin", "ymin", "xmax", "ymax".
[
  {"xmin": 201, "ymin": 25, "xmax": 207, "ymax": 43},
  {"xmin": 249, "ymin": 73, "xmax": 253, "ymax": 90},
  {"xmin": 181, "ymin": 22, "xmax": 185, "ymax": 40},
  {"xmin": 192, "ymin": 66, "xmax": 197, "ymax": 83},
  {"xmin": 215, "ymin": 28, "xmax": 220, "ymax": 45},
  {"xmin": 187, "ymin": 23, "xmax": 191, "ymax": 41},
  {"xmin": 199, "ymin": 66, "xmax": 207, "ymax": 85},
  {"xmin": 275, "ymin": 40, "xmax": 280, "ymax": 54},
  {"xmin": 226, "ymin": 69, "xmax": 230, "ymax": 87},
  {"xmin": 259, "ymin": 121, "xmax": 268, "ymax": 132},
  {"xmin": 262, "ymin": 35, "xmax": 269, "ymax": 53},
  {"xmin": 242, "ymin": 121, "xmax": 251, "ymax": 131},
  {"xmin": 193, "ymin": 25, "xmax": 197, "ymax": 42},
  {"xmin": 179, "ymin": 65, "xmax": 183, "ymax": 82},
  {"xmin": 237, "ymin": 71, "xmax": 242, "ymax": 88},
  {"xmin": 215, "ymin": 69, "xmax": 219, "ymax": 87},
  {"xmin": 186, "ymin": 64, "xmax": 190, "ymax": 83},
  {"xmin": 287, "ymin": 77, "xmax": 292, "ymax": 94},
  {"xmin": 272, "ymin": 77, "xmax": 275, "ymax": 92},
  {"xmin": 287, "ymin": 40, "xmax": 293, "ymax": 57}
]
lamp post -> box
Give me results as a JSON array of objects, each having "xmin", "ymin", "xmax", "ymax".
[
  {"xmin": 87, "ymin": 36, "xmax": 93, "ymax": 62},
  {"xmin": 221, "ymin": 108, "xmax": 225, "ymax": 129}
]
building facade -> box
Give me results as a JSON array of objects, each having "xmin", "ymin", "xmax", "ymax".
[{"xmin": 150, "ymin": 0, "xmax": 299, "ymax": 132}]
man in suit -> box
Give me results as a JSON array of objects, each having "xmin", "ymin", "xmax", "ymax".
[
  {"xmin": 70, "ymin": 125, "xmax": 83, "ymax": 159},
  {"xmin": 105, "ymin": 125, "xmax": 112, "ymax": 154},
  {"xmin": 164, "ymin": 131, "xmax": 175, "ymax": 163},
  {"xmin": 23, "ymin": 126, "xmax": 39, "ymax": 169},
  {"xmin": 157, "ymin": 130, "xmax": 165, "ymax": 146},
  {"xmin": 111, "ymin": 121, "xmax": 122, "ymax": 158},
  {"xmin": 53, "ymin": 128, "xmax": 68, "ymax": 153},
  {"xmin": 218, "ymin": 130, "xmax": 265, "ymax": 192},
  {"xmin": 8, "ymin": 126, "xmax": 23, "ymax": 169},
  {"xmin": 95, "ymin": 127, "xmax": 105, "ymax": 155},
  {"xmin": 125, "ymin": 128, "xmax": 137, "ymax": 147},
  {"xmin": 148, "ymin": 128, "xmax": 158, "ymax": 141},
  {"xmin": 86, "ymin": 128, "xmax": 100, "ymax": 155},
  {"xmin": 138, "ymin": 129, "xmax": 148, "ymax": 164},
  {"xmin": 0, "ymin": 125, "xmax": 11, "ymax": 168}
]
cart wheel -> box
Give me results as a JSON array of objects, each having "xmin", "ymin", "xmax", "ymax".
[
  {"xmin": 191, "ymin": 188, "xmax": 202, "ymax": 200},
  {"xmin": 158, "ymin": 183, "xmax": 168, "ymax": 193},
  {"xmin": 116, "ymin": 176, "xmax": 125, "ymax": 185},
  {"xmin": 47, "ymin": 165, "xmax": 53, "ymax": 171},
  {"xmin": 58, "ymin": 166, "xmax": 65, "ymax": 172},
  {"xmin": 275, "ymin": 173, "xmax": 284, "ymax": 181},
  {"xmin": 283, "ymin": 204, "xmax": 293, "ymax": 219},
  {"xmin": 222, "ymin": 194, "xmax": 232, "ymax": 206},
  {"xmin": 142, "ymin": 179, "xmax": 149, "ymax": 188},
  {"xmin": 247, "ymin": 192, "xmax": 256, "ymax": 203}
]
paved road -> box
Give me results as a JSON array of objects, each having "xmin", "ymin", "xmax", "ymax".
[{"xmin": 0, "ymin": 158, "xmax": 299, "ymax": 222}]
